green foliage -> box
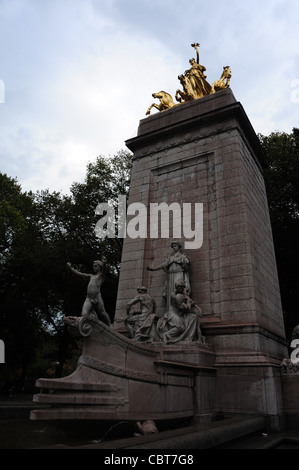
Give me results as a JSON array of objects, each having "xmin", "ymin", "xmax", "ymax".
[
  {"xmin": 259, "ymin": 128, "xmax": 299, "ymax": 338},
  {"xmin": 0, "ymin": 150, "xmax": 132, "ymax": 390},
  {"xmin": 260, "ymin": 128, "xmax": 299, "ymax": 225},
  {"xmin": 0, "ymin": 173, "xmax": 35, "ymax": 257}
]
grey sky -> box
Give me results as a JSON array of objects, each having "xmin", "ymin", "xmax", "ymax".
[{"xmin": 0, "ymin": 0, "xmax": 298, "ymax": 193}]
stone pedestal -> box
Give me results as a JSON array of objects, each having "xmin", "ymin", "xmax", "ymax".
[
  {"xmin": 114, "ymin": 89, "xmax": 288, "ymax": 423},
  {"xmin": 31, "ymin": 315, "xmax": 216, "ymax": 421}
]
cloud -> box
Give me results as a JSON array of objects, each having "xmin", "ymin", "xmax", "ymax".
[
  {"xmin": 0, "ymin": 0, "xmax": 181, "ymax": 193},
  {"xmin": 0, "ymin": 0, "xmax": 298, "ymax": 193}
]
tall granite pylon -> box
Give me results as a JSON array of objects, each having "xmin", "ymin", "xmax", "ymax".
[{"xmin": 114, "ymin": 88, "xmax": 288, "ymax": 428}]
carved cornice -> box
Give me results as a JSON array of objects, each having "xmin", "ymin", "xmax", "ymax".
[{"xmin": 126, "ymin": 91, "xmax": 267, "ymax": 170}]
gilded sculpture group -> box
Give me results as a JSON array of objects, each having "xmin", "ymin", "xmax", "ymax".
[{"xmin": 146, "ymin": 43, "xmax": 231, "ymax": 115}]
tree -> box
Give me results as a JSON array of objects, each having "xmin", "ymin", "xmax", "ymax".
[
  {"xmin": 0, "ymin": 173, "xmax": 46, "ymax": 388},
  {"xmin": 31, "ymin": 150, "xmax": 132, "ymax": 377},
  {"xmin": 259, "ymin": 128, "xmax": 299, "ymax": 339},
  {"xmin": 0, "ymin": 150, "xmax": 132, "ymax": 388},
  {"xmin": 69, "ymin": 151, "xmax": 132, "ymax": 272}
]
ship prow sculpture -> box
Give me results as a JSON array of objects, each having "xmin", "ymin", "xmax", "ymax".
[
  {"xmin": 31, "ymin": 247, "xmax": 214, "ymax": 422},
  {"xmin": 31, "ymin": 311, "xmax": 214, "ymax": 421}
]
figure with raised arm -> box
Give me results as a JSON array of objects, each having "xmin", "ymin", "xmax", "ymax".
[
  {"xmin": 185, "ymin": 43, "xmax": 212, "ymax": 98},
  {"xmin": 67, "ymin": 257, "xmax": 111, "ymax": 326}
]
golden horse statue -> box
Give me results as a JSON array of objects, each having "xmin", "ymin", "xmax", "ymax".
[
  {"xmin": 146, "ymin": 91, "xmax": 176, "ymax": 115},
  {"xmin": 211, "ymin": 66, "xmax": 231, "ymax": 94},
  {"xmin": 175, "ymin": 74, "xmax": 197, "ymax": 103}
]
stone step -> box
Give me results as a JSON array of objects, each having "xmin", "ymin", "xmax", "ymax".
[
  {"xmin": 33, "ymin": 393, "xmax": 126, "ymax": 406},
  {"xmin": 30, "ymin": 405, "xmax": 120, "ymax": 421},
  {"xmin": 36, "ymin": 377, "xmax": 120, "ymax": 393}
]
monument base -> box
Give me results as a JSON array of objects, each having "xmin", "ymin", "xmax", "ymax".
[
  {"xmin": 30, "ymin": 315, "xmax": 216, "ymax": 422},
  {"xmin": 31, "ymin": 315, "xmax": 286, "ymax": 432}
]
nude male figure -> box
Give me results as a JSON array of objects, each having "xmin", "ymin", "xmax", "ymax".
[{"xmin": 67, "ymin": 257, "xmax": 111, "ymax": 326}]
